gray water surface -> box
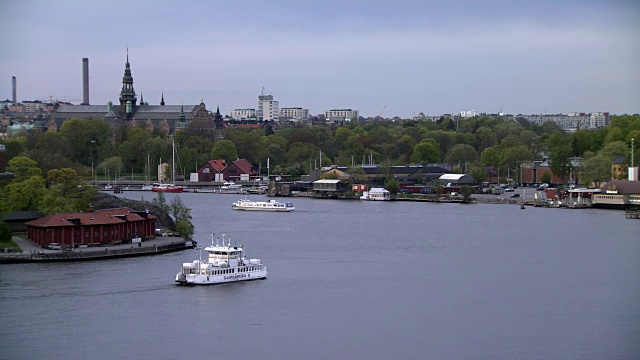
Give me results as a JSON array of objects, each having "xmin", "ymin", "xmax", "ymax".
[{"xmin": 1, "ymin": 193, "xmax": 639, "ymax": 360}]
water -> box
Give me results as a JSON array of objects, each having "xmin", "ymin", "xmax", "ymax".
[{"xmin": 1, "ymin": 192, "xmax": 639, "ymax": 360}]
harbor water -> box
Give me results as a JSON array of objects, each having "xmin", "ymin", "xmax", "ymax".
[{"xmin": 1, "ymin": 192, "xmax": 639, "ymax": 360}]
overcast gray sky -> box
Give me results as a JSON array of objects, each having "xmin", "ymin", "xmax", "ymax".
[{"xmin": 1, "ymin": 0, "xmax": 639, "ymax": 117}]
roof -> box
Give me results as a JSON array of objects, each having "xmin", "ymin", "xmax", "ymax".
[
  {"xmin": 2, "ymin": 211, "xmax": 44, "ymax": 222},
  {"xmin": 439, "ymin": 174, "xmax": 465, "ymax": 181},
  {"xmin": 369, "ymin": 187, "xmax": 389, "ymax": 193},
  {"xmin": 314, "ymin": 179, "xmax": 341, "ymax": 184},
  {"xmin": 232, "ymin": 159, "xmax": 255, "ymax": 174},
  {"xmin": 203, "ymin": 159, "xmax": 227, "ymax": 172},
  {"xmin": 600, "ymin": 180, "xmax": 640, "ymax": 194},
  {"xmin": 25, "ymin": 207, "xmax": 156, "ymax": 228}
]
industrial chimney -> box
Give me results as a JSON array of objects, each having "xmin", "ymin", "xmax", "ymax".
[
  {"xmin": 12, "ymin": 76, "xmax": 16, "ymax": 104},
  {"xmin": 82, "ymin": 58, "xmax": 89, "ymax": 105}
]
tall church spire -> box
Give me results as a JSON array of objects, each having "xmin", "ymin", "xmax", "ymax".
[
  {"xmin": 160, "ymin": 90, "xmax": 165, "ymax": 106},
  {"xmin": 119, "ymin": 48, "xmax": 137, "ymax": 114}
]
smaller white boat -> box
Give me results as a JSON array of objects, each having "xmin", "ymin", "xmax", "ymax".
[
  {"xmin": 232, "ymin": 199, "xmax": 295, "ymax": 212},
  {"xmin": 175, "ymin": 234, "xmax": 267, "ymax": 285},
  {"xmin": 221, "ymin": 181, "xmax": 242, "ymax": 190}
]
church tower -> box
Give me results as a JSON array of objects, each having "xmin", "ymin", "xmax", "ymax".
[{"xmin": 119, "ymin": 48, "xmax": 137, "ymax": 117}]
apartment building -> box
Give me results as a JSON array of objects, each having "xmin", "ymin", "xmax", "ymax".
[
  {"xmin": 228, "ymin": 108, "xmax": 256, "ymax": 121},
  {"xmin": 325, "ymin": 109, "xmax": 359, "ymax": 123},
  {"xmin": 280, "ymin": 107, "xmax": 309, "ymax": 121},
  {"xmin": 257, "ymin": 95, "xmax": 279, "ymax": 121}
]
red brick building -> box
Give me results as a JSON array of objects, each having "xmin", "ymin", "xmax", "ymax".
[{"xmin": 26, "ymin": 208, "xmax": 157, "ymax": 249}]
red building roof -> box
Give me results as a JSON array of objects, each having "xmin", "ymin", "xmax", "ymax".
[
  {"xmin": 203, "ymin": 159, "xmax": 227, "ymax": 172},
  {"xmin": 26, "ymin": 208, "xmax": 157, "ymax": 228},
  {"xmin": 232, "ymin": 159, "xmax": 256, "ymax": 175}
]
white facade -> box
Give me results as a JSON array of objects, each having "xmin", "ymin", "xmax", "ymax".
[
  {"xmin": 280, "ymin": 107, "xmax": 309, "ymax": 121},
  {"xmin": 258, "ymin": 95, "xmax": 279, "ymax": 121},
  {"xmin": 589, "ymin": 112, "xmax": 610, "ymax": 129},
  {"xmin": 228, "ymin": 108, "xmax": 256, "ymax": 121},
  {"xmin": 518, "ymin": 113, "xmax": 593, "ymax": 130},
  {"xmin": 325, "ymin": 109, "xmax": 359, "ymax": 123},
  {"xmin": 460, "ymin": 110, "xmax": 476, "ymax": 118}
]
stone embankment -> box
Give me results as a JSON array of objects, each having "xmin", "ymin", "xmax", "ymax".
[{"xmin": 0, "ymin": 236, "xmax": 194, "ymax": 264}]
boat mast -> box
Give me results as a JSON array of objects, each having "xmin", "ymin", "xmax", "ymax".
[{"xmin": 172, "ymin": 139, "xmax": 176, "ymax": 184}]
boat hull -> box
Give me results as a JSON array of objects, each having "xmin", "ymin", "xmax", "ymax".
[
  {"xmin": 232, "ymin": 205, "xmax": 293, "ymax": 212},
  {"xmin": 175, "ymin": 269, "xmax": 267, "ymax": 285},
  {"xmin": 152, "ymin": 187, "xmax": 184, "ymax": 193}
]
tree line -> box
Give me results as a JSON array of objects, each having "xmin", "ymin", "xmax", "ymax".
[{"xmin": 2, "ymin": 114, "xmax": 639, "ymax": 189}]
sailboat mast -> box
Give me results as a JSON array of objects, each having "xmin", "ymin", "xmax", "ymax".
[{"xmin": 172, "ymin": 140, "xmax": 175, "ymax": 184}]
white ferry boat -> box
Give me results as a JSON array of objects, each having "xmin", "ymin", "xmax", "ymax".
[
  {"xmin": 175, "ymin": 234, "xmax": 267, "ymax": 285},
  {"xmin": 232, "ymin": 199, "xmax": 295, "ymax": 212}
]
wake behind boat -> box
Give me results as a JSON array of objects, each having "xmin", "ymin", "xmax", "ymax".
[
  {"xmin": 175, "ymin": 234, "xmax": 267, "ymax": 285},
  {"xmin": 232, "ymin": 199, "xmax": 295, "ymax": 212}
]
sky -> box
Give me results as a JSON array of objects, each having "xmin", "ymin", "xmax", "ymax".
[{"xmin": 1, "ymin": 0, "xmax": 639, "ymax": 118}]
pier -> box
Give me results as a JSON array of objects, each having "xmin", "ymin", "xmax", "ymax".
[
  {"xmin": 0, "ymin": 236, "xmax": 195, "ymax": 263},
  {"xmin": 626, "ymin": 210, "xmax": 640, "ymax": 219}
]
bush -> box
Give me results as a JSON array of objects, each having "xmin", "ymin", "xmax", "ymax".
[{"xmin": 0, "ymin": 220, "xmax": 12, "ymax": 243}]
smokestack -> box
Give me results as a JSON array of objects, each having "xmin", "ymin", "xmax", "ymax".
[
  {"xmin": 82, "ymin": 58, "xmax": 89, "ymax": 105},
  {"xmin": 12, "ymin": 76, "xmax": 16, "ymax": 104}
]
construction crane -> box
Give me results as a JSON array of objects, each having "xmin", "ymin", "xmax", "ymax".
[{"xmin": 379, "ymin": 105, "xmax": 386, "ymax": 119}]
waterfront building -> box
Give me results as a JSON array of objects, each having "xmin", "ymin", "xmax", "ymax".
[{"xmin": 26, "ymin": 207, "xmax": 157, "ymax": 249}]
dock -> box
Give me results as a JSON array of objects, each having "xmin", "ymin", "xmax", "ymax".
[
  {"xmin": 626, "ymin": 211, "xmax": 640, "ymax": 219},
  {"xmin": 0, "ymin": 236, "xmax": 195, "ymax": 263}
]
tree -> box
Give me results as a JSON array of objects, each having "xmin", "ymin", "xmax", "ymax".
[
  {"xmin": 541, "ymin": 172, "xmax": 552, "ymax": 185},
  {"xmin": 445, "ymin": 144, "xmax": 478, "ymax": 166},
  {"xmin": 7, "ymin": 156, "xmax": 42, "ymax": 181},
  {"xmin": 6, "ymin": 176, "xmax": 46, "ymax": 211},
  {"xmin": 547, "ymin": 133, "xmax": 572, "ymax": 180},
  {"xmin": 346, "ymin": 166, "xmax": 366, "ymax": 183},
  {"xmin": 0, "ymin": 220, "xmax": 12, "ymax": 244},
  {"xmin": 170, "ymin": 196, "xmax": 194, "ymax": 240},
  {"xmin": 59, "ymin": 118, "xmax": 113, "ymax": 165},
  {"xmin": 38, "ymin": 168, "xmax": 96, "ymax": 215},
  {"xmin": 410, "ymin": 139, "xmax": 440, "ymax": 164},
  {"xmin": 98, "ymin": 156, "xmax": 124, "ymax": 178},
  {"xmin": 460, "ymin": 185, "xmax": 474, "ymax": 203},
  {"xmin": 29, "ymin": 131, "xmax": 74, "ymax": 173},
  {"xmin": 210, "ymin": 140, "xmax": 238, "ymax": 163},
  {"xmin": 384, "ymin": 178, "xmax": 399, "ymax": 193}
]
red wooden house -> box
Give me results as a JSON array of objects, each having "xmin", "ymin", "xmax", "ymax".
[
  {"xmin": 26, "ymin": 208, "xmax": 157, "ymax": 249},
  {"xmin": 196, "ymin": 159, "xmax": 228, "ymax": 182},
  {"xmin": 196, "ymin": 159, "xmax": 258, "ymax": 182}
]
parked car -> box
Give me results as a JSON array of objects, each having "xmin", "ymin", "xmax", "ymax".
[
  {"xmin": 504, "ymin": 187, "xmax": 515, "ymax": 192},
  {"xmin": 510, "ymin": 193, "xmax": 520, "ymax": 198},
  {"xmin": 399, "ymin": 189, "xmax": 412, "ymax": 194},
  {"xmin": 46, "ymin": 243, "xmax": 61, "ymax": 250}
]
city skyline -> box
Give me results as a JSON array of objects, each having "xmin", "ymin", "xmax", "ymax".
[{"xmin": 1, "ymin": 0, "xmax": 639, "ymax": 118}]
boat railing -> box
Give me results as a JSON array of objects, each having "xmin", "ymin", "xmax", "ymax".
[{"xmin": 182, "ymin": 264, "xmax": 264, "ymax": 276}]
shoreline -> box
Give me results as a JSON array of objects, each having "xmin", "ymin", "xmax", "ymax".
[{"xmin": 0, "ymin": 236, "xmax": 195, "ymax": 264}]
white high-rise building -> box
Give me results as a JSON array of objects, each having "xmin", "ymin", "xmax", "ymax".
[
  {"xmin": 258, "ymin": 94, "xmax": 279, "ymax": 121},
  {"xmin": 280, "ymin": 107, "xmax": 309, "ymax": 121},
  {"xmin": 228, "ymin": 108, "xmax": 256, "ymax": 121}
]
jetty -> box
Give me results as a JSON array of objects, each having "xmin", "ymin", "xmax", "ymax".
[
  {"xmin": 0, "ymin": 236, "xmax": 195, "ymax": 264},
  {"xmin": 626, "ymin": 210, "xmax": 640, "ymax": 219}
]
